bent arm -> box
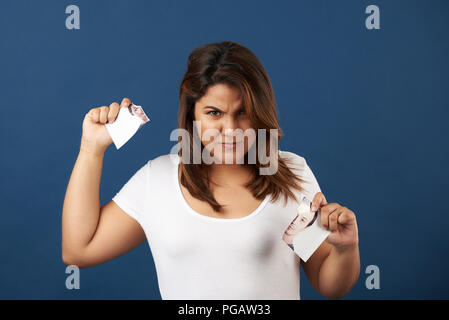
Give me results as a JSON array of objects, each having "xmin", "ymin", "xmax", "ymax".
[
  {"xmin": 317, "ymin": 243, "xmax": 360, "ymax": 299},
  {"xmin": 61, "ymin": 142, "xmax": 147, "ymax": 268},
  {"xmin": 62, "ymin": 143, "xmax": 105, "ymax": 263},
  {"xmin": 301, "ymin": 240, "xmax": 360, "ymax": 299}
]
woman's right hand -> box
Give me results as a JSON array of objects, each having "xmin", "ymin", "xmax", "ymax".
[{"xmin": 80, "ymin": 97, "xmax": 133, "ymax": 155}]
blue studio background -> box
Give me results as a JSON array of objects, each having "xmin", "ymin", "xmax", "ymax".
[{"xmin": 0, "ymin": 0, "xmax": 448, "ymax": 299}]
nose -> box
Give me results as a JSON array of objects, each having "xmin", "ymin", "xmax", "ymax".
[
  {"xmin": 221, "ymin": 114, "xmax": 240, "ymax": 132},
  {"xmin": 220, "ymin": 116, "xmax": 241, "ymax": 142}
]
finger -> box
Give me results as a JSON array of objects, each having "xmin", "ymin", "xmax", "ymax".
[
  {"xmin": 99, "ymin": 106, "xmax": 109, "ymax": 124},
  {"xmin": 338, "ymin": 208, "xmax": 354, "ymax": 225},
  {"xmin": 320, "ymin": 203, "xmax": 341, "ymax": 229},
  {"xmin": 108, "ymin": 102, "xmax": 120, "ymax": 123},
  {"xmin": 329, "ymin": 207, "xmax": 344, "ymax": 231},
  {"xmin": 120, "ymin": 97, "xmax": 132, "ymax": 109},
  {"xmin": 89, "ymin": 108, "xmax": 100, "ymax": 123},
  {"xmin": 311, "ymin": 192, "xmax": 327, "ymax": 212}
]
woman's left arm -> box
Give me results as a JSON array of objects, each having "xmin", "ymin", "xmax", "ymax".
[{"xmin": 301, "ymin": 192, "xmax": 360, "ymax": 299}]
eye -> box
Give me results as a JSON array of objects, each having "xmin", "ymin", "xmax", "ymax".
[
  {"xmin": 238, "ymin": 109, "xmax": 245, "ymax": 116},
  {"xmin": 207, "ymin": 110, "xmax": 221, "ymax": 116}
]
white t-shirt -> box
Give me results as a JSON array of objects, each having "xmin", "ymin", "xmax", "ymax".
[{"xmin": 112, "ymin": 150, "xmax": 322, "ymax": 300}]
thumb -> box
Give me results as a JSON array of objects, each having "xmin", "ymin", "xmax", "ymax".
[{"xmin": 310, "ymin": 192, "xmax": 327, "ymax": 212}]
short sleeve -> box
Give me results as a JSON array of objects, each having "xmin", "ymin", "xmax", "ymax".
[
  {"xmin": 280, "ymin": 150, "xmax": 322, "ymax": 202},
  {"xmin": 301, "ymin": 159, "xmax": 322, "ymax": 201},
  {"xmin": 112, "ymin": 160, "xmax": 152, "ymax": 224}
]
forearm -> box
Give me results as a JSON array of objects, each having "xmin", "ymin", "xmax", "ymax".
[
  {"xmin": 62, "ymin": 140, "xmax": 105, "ymax": 260},
  {"xmin": 318, "ymin": 242, "xmax": 360, "ymax": 299}
]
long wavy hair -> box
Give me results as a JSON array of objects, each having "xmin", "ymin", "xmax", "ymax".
[{"xmin": 177, "ymin": 40, "xmax": 307, "ymax": 212}]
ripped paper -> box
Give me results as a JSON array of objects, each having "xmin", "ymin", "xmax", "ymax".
[
  {"xmin": 105, "ymin": 104, "xmax": 150, "ymax": 149},
  {"xmin": 282, "ymin": 197, "xmax": 331, "ymax": 262}
]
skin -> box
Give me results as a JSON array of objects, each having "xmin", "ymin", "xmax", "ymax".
[{"xmin": 193, "ymin": 83, "xmax": 256, "ymax": 186}]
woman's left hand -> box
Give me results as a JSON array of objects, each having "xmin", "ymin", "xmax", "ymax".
[{"xmin": 310, "ymin": 192, "xmax": 359, "ymax": 250}]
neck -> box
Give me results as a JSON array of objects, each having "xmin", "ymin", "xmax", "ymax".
[{"xmin": 208, "ymin": 163, "xmax": 254, "ymax": 187}]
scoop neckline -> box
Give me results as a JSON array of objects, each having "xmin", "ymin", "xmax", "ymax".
[{"xmin": 172, "ymin": 155, "xmax": 271, "ymax": 222}]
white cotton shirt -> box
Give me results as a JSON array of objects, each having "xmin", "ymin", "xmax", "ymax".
[{"xmin": 112, "ymin": 150, "xmax": 322, "ymax": 300}]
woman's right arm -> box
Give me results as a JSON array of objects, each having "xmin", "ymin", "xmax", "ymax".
[{"xmin": 61, "ymin": 97, "xmax": 146, "ymax": 268}]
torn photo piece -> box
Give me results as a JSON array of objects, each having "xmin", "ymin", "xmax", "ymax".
[
  {"xmin": 105, "ymin": 104, "xmax": 150, "ymax": 149},
  {"xmin": 282, "ymin": 197, "xmax": 331, "ymax": 262}
]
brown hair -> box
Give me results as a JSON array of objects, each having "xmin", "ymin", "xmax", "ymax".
[{"xmin": 177, "ymin": 40, "xmax": 307, "ymax": 212}]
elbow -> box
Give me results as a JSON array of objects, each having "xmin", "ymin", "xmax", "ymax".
[
  {"xmin": 326, "ymin": 292, "xmax": 347, "ymax": 300},
  {"xmin": 62, "ymin": 250, "xmax": 77, "ymax": 266},
  {"xmin": 320, "ymin": 278, "xmax": 359, "ymax": 300},
  {"xmin": 62, "ymin": 249, "xmax": 86, "ymax": 268},
  {"xmin": 320, "ymin": 288, "xmax": 349, "ymax": 300}
]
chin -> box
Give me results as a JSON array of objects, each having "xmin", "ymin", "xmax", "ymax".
[
  {"xmin": 209, "ymin": 148, "xmax": 247, "ymax": 164},
  {"xmin": 219, "ymin": 152, "xmax": 246, "ymax": 164}
]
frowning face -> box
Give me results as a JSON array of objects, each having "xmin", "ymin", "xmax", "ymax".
[{"xmin": 193, "ymin": 83, "xmax": 255, "ymax": 164}]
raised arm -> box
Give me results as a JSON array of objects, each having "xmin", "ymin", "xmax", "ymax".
[{"xmin": 61, "ymin": 97, "xmax": 146, "ymax": 268}]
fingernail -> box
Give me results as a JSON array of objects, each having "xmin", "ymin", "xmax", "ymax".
[{"xmin": 311, "ymin": 205, "xmax": 317, "ymax": 211}]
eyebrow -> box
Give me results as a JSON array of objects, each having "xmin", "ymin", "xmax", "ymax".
[
  {"xmin": 203, "ymin": 106, "xmax": 244, "ymax": 112},
  {"xmin": 204, "ymin": 106, "xmax": 222, "ymax": 111}
]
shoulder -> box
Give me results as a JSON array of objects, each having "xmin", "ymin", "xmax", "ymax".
[
  {"xmin": 279, "ymin": 149, "xmax": 322, "ymax": 198},
  {"xmin": 279, "ymin": 150, "xmax": 307, "ymax": 171},
  {"xmin": 143, "ymin": 153, "xmax": 179, "ymax": 177},
  {"xmin": 122, "ymin": 154, "xmax": 176, "ymax": 189}
]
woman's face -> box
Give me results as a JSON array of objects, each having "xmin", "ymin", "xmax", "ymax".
[{"xmin": 193, "ymin": 83, "xmax": 255, "ymax": 164}]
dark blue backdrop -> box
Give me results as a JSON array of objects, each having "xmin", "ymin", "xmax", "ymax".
[{"xmin": 1, "ymin": 0, "xmax": 448, "ymax": 299}]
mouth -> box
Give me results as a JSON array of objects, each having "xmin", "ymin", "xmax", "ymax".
[{"xmin": 221, "ymin": 141, "xmax": 242, "ymax": 149}]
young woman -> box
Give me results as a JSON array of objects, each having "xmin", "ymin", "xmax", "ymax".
[{"xmin": 62, "ymin": 41, "xmax": 360, "ymax": 300}]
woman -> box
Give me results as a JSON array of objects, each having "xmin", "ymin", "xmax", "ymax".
[{"xmin": 62, "ymin": 41, "xmax": 360, "ymax": 300}]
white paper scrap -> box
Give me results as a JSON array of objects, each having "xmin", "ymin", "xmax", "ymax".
[
  {"xmin": 105, "ymin": 104, "xmax": 150, "ymax": 149},
  {"xmin": 282, "ymin": 198, "xmax": 331, "ymax": 262}
]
